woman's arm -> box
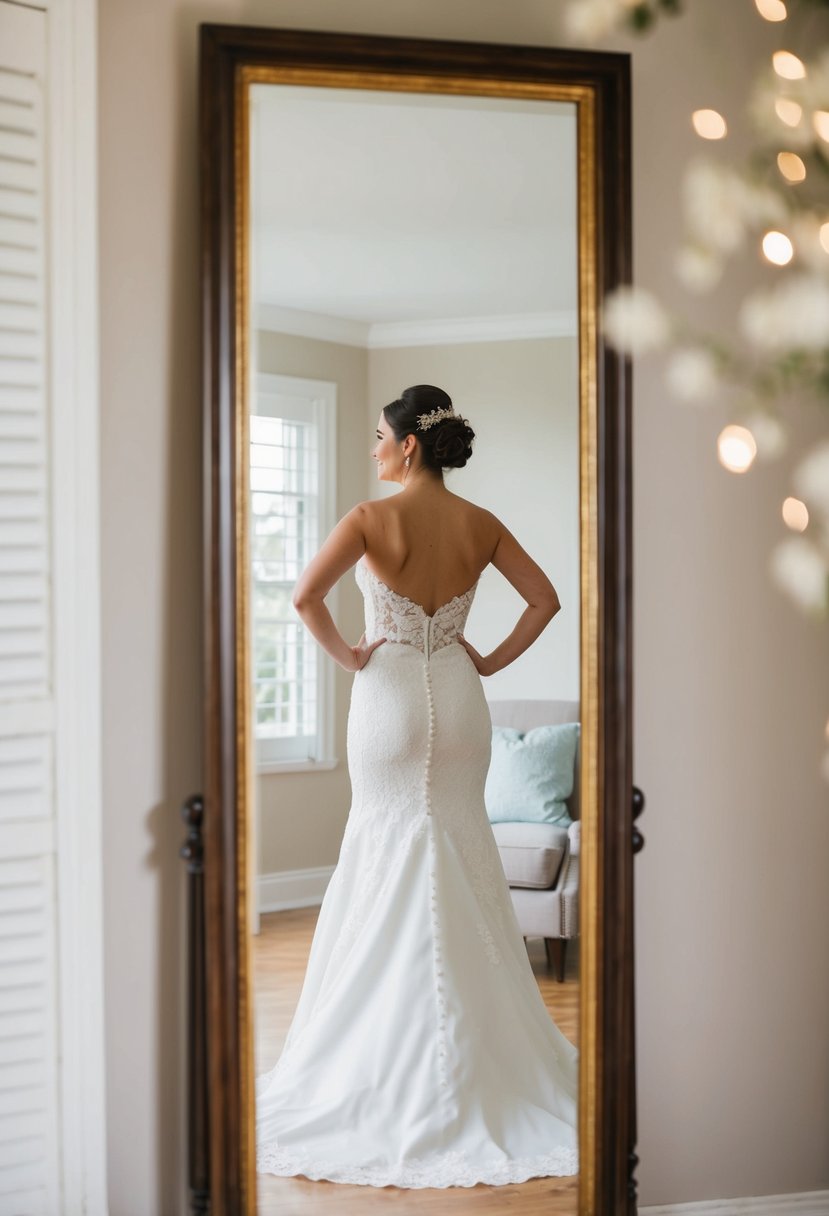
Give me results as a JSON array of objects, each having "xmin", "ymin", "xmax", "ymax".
[
  {"xmin": 457, "ymin": 516, "xmax": 560, "ymax": 676},
  {"xmin": 291, "ymin": 504, "xmax": 386, "ymax": 672}
]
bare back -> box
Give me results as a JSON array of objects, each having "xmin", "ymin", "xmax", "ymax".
[
  {"xmin": 359, "ymin": 487, "xmax": 497, "ymax": 617},
  {"xmin": 292, "ymin": 476, "xmax": 558, "ymax": 628}
]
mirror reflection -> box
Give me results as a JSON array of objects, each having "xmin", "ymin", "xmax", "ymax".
[{"xmin": 246, "ymin": 82, "xmax": 581, "ymax": 1206}]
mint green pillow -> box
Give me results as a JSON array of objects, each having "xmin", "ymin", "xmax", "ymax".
[{"xmin": 484, "ymin": 723, "xmax": 579, "ymax": 825}]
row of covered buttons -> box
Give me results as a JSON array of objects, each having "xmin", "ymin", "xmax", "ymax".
[
  {"xmin": 423, "ymin": 661, "xmax": 436, "ymax": 817},
  {"xmin": 429, "ymin": 826, "xmax": 450, "ymax": 1090},
  {"xmin": 423, "ymin": 662, "xmax": 449, "ymax": 1090}
]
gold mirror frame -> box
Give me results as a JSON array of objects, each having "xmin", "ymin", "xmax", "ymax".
[{"xmin": 197, "ymin": 24, "xmax": 637, "ymax": 1216}]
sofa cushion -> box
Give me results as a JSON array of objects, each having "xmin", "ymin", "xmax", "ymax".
[
  {"xmin": 484, "ymin": 723, "xmax": 579, "ymax": 825},
  {"xmin": 491, "ymin": 821, "xmax": 568, "ymax": 889}
]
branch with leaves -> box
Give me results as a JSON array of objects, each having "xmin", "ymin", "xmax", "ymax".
[{"xmin": 564, "ymin": 0, "xmax": 829, "ymax": 779}]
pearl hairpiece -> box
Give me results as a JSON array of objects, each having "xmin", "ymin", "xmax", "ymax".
[{"xmin": 417, "ymin": 407, "xmax": 456, "ymax": 431}]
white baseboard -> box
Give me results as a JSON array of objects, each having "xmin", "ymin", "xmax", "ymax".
[
  {"xmin": 257, "ymin": 865, "xmax": 335, "ymax": 912},
  {"xmin": 640, "ymin": 1191, "xmax": 829, "ymax": 1215}
]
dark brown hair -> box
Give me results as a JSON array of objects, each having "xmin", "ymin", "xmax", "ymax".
[{"xmin": 382, "ymin": 385, "xmax": 475, "ymax": 472}]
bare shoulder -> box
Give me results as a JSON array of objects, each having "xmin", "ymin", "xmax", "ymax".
[
  {"xmin": 344, "ymin": 497, "xmax": 385, "ymax": 527},
  {"xmin": 344, "ymin": 496, "xmax": 399, "ymax": 546},
  {"xmin": 463, "ymin": 502, "xmax": 506, "ymax": 558}
]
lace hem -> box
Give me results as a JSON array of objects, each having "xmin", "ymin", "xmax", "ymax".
[{"xmin": 256, "ymin": 1145, "xmax": 579, "ymax": 1188}]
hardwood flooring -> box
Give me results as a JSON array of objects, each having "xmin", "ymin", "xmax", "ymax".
[{"xmin": 253, "ymin": 906, "xmax": 579, "ymax": 1216}]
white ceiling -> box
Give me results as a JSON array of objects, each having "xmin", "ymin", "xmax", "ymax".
[{"xmin": 250, "ymin": 85, "xmax": 578, "ymax": 341}]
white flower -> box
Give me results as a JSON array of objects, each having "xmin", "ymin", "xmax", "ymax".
[
  {"xmin": 769, "ymin": 535, "xmax": 829, "ymax": 614},
  {"xmin": 738, "ymin": 179, "xmax": 787, "ymax": 228},
  {"xmin": 674, "ymin": 244, "xmax": 723, "ymax": 292},
  {"xmin": 601, "ymin": 286, "xmax": 672, "ymax": 355},
  {"xmin": 739, "ymin": 292, "xmax": 779, "ymax": 349},
  {"xmin": 563, "ymin": 0, "xmax": 625, "ymax": 40},
  {"xmin": 793, "ymin": 439, "xmax": 829, "ymax": 517},
  {"xmin": 742, "ymin": 411, "xmax": 788, "ymax": 460},
  {"xmin": 683, "ymin": 160, "xmax": 749, "ymax": 253},
  {"xmin": 739, "ymin": 273, "xmax": 829, "ymax": 352},
  {"xmin": 683, "ymin": 159, "xmax": 787, "ymax": 256},
  {"xmin": 665, "ymin": 347, "xmax": 720, "ymax": 402}
]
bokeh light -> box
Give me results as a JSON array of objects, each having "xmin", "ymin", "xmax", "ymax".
[
  {"xmin": 773, "ymin": 50, "xmax": 806, "ymax": 79},
  {"xmin": 692, "ymin": 109, "xmax": 727, "ymax": 139},
  {"xmin": 775, "ymin": 97, "xmax": 802, "ymax": 126},
  {"xmin": 755, "ymin": 0, "xmax": 787, "ymax": 19},
  {"xmin": 782, "ymin": 497, "xmax": 809, "ymax": 531},
  {"xmin": 762, "ymin": 231, "xmax": 794, "ymax": 264},
  {"xmin": 814, "ymin": 111, "xmax": 829, "ymax": 142},
  {"xmin": 777, "ymin": 151, "xmax": 806, "ymax": 182},
  {"xmin": 718, "ymin": 425, "xmax": 758, "ymax": 473}
]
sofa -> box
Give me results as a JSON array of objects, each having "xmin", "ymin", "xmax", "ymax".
[{"xmin": 487, "ymin": 699, "xmax": 580, "ymax": 982}]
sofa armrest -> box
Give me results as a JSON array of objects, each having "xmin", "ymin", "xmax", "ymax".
[
  {"xmin": 560, "ymin": 849, "xmax": 579, "ymax": 938},
  {"xmin": 568, "ymin": 819, "xmax": 580, "ymax": 856}
]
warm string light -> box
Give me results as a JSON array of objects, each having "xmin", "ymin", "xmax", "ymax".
[
  {"xmin": 773, "ymin": 50, "xmax": 806, "ymax": 79},
  {"xmin": 777, "ymin": 151, "xmax": 806, "ymax": 182},
  {"xmin": 692, "ymin": 109, "xmax": 727, "ymax": 139},
  {"xmin": 814, "ymin": 111, "xmax": 829, "ymax": 142},
  {"xmin": 775, "ymin": 97, "xmax": 802, "ymax": 126},
  {"xmin": 782, "ymin": 497, "xmax": 809, "ymax": 531},
  {"xmin": 754, "ymin": 0, "xmax": 787, "ymax": 19},
  {"xmin": 762, "ymin": 231, "xmax": 794, "ymax": 264},
  {"xmin": 717, "ymin": 426, "xmax": 757, "ymax": 473}
]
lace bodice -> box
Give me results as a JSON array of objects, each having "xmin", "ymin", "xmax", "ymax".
[{"xmin": 355, "ymin": 557, "xmax": 478, "ymax": 659}]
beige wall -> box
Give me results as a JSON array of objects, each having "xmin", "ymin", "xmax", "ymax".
[{"xmin": 99, "ymin": 1, "xmax": 829, "ymax": 1213}]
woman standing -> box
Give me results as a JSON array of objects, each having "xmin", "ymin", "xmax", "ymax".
[{"xmin": 255, "ymin": 384, "xmax": 578, "ymax": 1187}]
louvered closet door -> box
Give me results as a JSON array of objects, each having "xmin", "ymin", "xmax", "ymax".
[{"xmin": 0, "ymin": 6, "xmax": 61, "ymax": 1214}]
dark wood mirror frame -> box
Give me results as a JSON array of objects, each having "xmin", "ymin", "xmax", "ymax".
[{"xmin": 190, "ymin": 22, "xmax": 640, "ymax": 1216}]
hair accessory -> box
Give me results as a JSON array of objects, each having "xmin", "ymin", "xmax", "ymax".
[{"xmin": 417, "ymin": 406, "xmax": 456, "ymax": 431}]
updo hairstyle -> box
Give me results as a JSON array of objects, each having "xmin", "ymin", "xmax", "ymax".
[{"xmin": 382, "ymin": 385, "xmax": 475, "ymax": 472}]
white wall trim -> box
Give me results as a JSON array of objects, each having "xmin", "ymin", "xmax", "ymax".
[
  {"xmin": 257, "ymin": 303, "xmax": 370, "ymax": 346},
  {"xmin": 47, "ymin": 0, "xmax": 108, "ymax": 1210},
  {"xmin": 640, "ymin": 1190, "xmax": 829, "ymax": 1216},
  {"xmin": 258, "ymin": 865, "xmax": 335, "ymax": 912},
  {"xmin": 368, "ymin": 310, "xmax": 578, "ymax": 347},
  {"xmin": 255, "ymin": 302, "xmax": 577, "ymax": 347}
]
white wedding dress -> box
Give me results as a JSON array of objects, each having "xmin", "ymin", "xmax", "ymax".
[{"xmin": 255, "ymin": 556, "xmax": 579, "ymax": 1187}]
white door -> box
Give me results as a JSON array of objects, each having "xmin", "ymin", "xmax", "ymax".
[{"xmin": 0, "ymin": 3, "xmax": 105, "ymax": 1212}]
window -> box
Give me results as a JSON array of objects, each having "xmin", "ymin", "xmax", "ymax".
[{"xmin": 250, "ymin": 374, "xmax": 337, "ymax": 769}]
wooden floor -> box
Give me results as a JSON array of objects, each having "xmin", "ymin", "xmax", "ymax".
[{"xmin": 253, "ymin": 906, "xmax": 579, "ymax": 1216}]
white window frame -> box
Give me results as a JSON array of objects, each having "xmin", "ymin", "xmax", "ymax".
[{"xmin": 251, "ymin": 372, "xmax": 338, "ymax": 774}]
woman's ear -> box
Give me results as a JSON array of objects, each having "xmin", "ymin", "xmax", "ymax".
[{"xmin": 403, "ymin": 433, "xmax": 417, "ymax": 459}]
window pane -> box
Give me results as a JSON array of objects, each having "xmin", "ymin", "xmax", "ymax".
[{"xmin": 251, "ymin": 404, "xmax": 323, "ymax": 757}]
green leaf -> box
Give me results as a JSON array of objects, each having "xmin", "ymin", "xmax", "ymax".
[{"xmin": 628, "ymin": 6, "xmax": 655, "ymax": 31}]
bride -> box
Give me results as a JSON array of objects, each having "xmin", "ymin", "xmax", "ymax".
[{"xmin": 255, "ymin": 384, "xmax": 579, "ymax": 1188}]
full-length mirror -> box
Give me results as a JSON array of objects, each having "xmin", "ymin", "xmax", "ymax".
[
  {"xmin": 247, "ymin": 83, "xmax": 582, "ymax": 1208},
  {"xmin": 198, "ymin": 26, "xmax": 635, "ymax": 1216}
]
